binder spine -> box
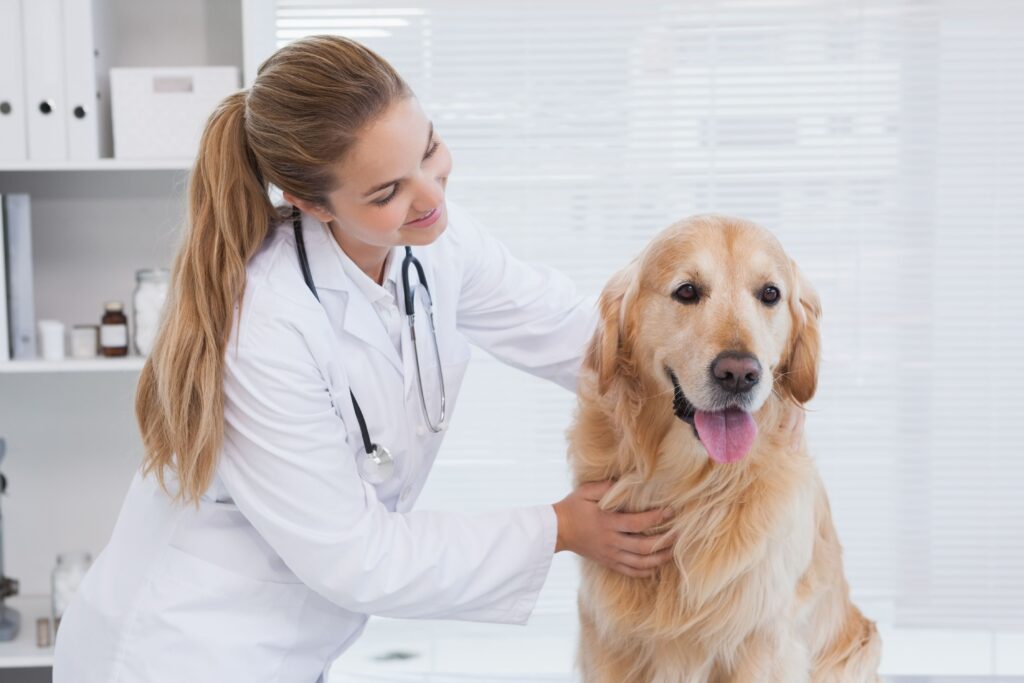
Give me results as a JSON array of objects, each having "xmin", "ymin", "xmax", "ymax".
[
  {"xmin": 3, "ymin": 194, "xmax": 35, "ymax": 360},
  {"xmin": 0, "ymin": 193, "xmax": 10, "ymax": 362},
  {"xmin": 62, "ymin": 0, "xmax": 101, "ymax": 160},
  {"xmin": 22, "ymin": 0, "xmax": 68, "ymax": 161},
  {"xmin": 0, "ymin": 0, "xmax": 27, "ymax": 161}
]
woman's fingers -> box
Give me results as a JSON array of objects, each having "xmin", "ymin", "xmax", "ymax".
[
  {"xmin": 616, "ymin": 506, "xmax": 673, "ymax": 534},
  {"xmin": 616, "ymin": 546, "xmax": 675, "ymax": 571},
  {"xmin": 618, "ymin": 530, "xmax": 675, "ymax": 556}
]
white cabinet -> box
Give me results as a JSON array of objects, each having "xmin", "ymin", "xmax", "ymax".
[{"xmin": 0, "ymin": 0, "xmax": 243, "ymax": 675}]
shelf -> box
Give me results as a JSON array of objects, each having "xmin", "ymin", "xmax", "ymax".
[
  {"xmin": 0, "ymin": 595, "xmax": 54, "ymax": 669},
  {"xmin": 0, "ymin": 159, "xmax": 192, "ymax": 172},
  {"xmin": 0, "ymin": 356, "xmax": 146, "ymax": 373}
]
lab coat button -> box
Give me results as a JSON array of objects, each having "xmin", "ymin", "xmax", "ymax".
[{"xmin": 416, "ymin": 424, "xmax": 427, "ymax": 436}]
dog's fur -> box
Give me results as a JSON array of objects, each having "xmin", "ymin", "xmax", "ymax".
[{"xmin": 568, "ymin": 215, "xmax": 881, "ymax": 682}]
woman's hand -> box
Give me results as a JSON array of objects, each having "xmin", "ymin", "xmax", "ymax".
[{"xmin": 552, "ymin": 480, "xmax": 676, "ymax": 578}]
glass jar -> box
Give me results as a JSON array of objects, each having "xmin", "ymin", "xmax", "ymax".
[
  {"xmin": 51, "ymin": 551, "xmax": 92, "ymax": 633},
  {"xmin": 100, "ymin": 302, "xmax": 128, "ymax": 357},
  {"xmin": 132, "ymin": 268, "xmax": 170, "ymax": 356}
]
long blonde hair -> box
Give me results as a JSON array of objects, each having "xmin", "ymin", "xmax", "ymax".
[{"xmin": 136, "ymin": 35, "xmax": 411, "ymax": 504}]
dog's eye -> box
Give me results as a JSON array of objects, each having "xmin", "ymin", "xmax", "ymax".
[
  {"xmin": 760, "ymin": 286, "xmax": 780, "ymax": 305},
  {"xmin": 673, "ymin": 283, "xmax": 700, "ymax": 304}
]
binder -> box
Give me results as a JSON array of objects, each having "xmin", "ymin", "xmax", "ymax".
[
  {"xmin": 0, "ymin": 0, "xmax": 27, "ymax": 161},
  {"xmin": 3, "ymin": 194, "xmax": 35, "ymax": 360},
  {"xmin": 22, "ymin": 0, "xmax": 68, "ymax": 161},
  {"xmin": 0, "ymin": 194, "xmax": 9, "ymax": 362},
  {"xmin": 62, "ymin": 0, "xmax": 112, "ymax": 160}
]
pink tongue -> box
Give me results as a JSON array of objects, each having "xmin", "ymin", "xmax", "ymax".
[{"xmin": 693, "ymin": 408, "xmax": 758, "ymax": 464}]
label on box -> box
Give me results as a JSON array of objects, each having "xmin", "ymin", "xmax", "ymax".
[{"xmin": 100, "ymin": 324, "xmax": 127, "ymax": 348}]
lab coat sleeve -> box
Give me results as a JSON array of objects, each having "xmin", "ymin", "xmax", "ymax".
[
  {"xmin": 218, "ymin": 287, "xmax": 557, "ymax": 623},
  {"xmin": 445, "ymin": 202, "xmax": 599, "ymax": 392}
]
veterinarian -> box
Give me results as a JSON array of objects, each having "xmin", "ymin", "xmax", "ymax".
[{"xmin": 50, "ymin": 35, "xmax": 721, "ymax": 682}]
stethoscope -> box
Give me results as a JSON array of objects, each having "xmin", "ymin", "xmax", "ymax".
[{"xmin": 292, "ymin": 207, "xmax": 447, "ymax": 484}]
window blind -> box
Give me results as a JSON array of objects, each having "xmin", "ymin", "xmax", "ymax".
[{"xmin": 257, "ymin": 0, "xmax": 1024, "ymax": 630}]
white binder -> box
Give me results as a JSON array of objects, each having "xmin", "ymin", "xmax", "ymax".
[
  {"xmin": 0, "ymin": 0, "xmax": 27, "ymax": 161},
  {"xmin": 0, "ymin": 194, "xmax": 10, "ymax": 362},
  {"xmin": 62, "ymin": 0, "xmax": 112, "ymax": 160},
  {"xmin": 22, "ymin": 0, "xmax": 67, "ymax": 161},
  {"xmin": 2, "ymin": 194, "xmax": 35, "ymax": 360}
]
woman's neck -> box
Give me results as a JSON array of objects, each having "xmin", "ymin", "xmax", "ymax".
[{"xmin": 328, "ymin": 221, "xmax": 389, "ymax": 285}]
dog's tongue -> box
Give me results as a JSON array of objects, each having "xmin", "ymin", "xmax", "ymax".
[{"xmin": 694, "ymin": 408, "xmax": 758, "ymax": 464}]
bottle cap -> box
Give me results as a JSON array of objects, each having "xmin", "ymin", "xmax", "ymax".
[{"xmin": 104, "ymin": 301, "xmax": 124, "ymax": 312}]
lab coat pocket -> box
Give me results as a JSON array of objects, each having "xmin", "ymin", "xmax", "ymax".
[
  {"xmin": 116, "ymin": 544, "xmax": 309, "ymax": 681},
  {"xmin": 439, "ymin": 334, "xmax": 472, "ymax": 401}
]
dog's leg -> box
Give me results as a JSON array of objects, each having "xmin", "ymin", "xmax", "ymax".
[
  {"xmin": 578, "ymin": 606, "xmax": 651, "ymax": 683},
  {"xmin": 729, "ymin": 624, "xmax": 811, "ymax": 683},
  {"xmin": 810, "ymin": 608, "xmax": 882, "ymax": 683}
]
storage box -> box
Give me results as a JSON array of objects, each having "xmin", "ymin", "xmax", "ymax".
[{"xmin": 110, "ymin": 66, "xmax": 240, "ymax": 160}]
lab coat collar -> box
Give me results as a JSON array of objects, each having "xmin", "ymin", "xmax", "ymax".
[{"xmin": 296, "ymin": 211, "xmax": 405, "ymax": 374}]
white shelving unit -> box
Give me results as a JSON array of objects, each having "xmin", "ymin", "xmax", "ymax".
[
  {"xmin": 0, "ymin": 2, "xmax": 244, "ymax": 680},
  {"xmin": 0, "ymin": 357, "xmax": 146, "ymax": 374},
  {"xmin": 0, "ymin": 596, "xmax": 55, "ymax": 669},
  {"xmin": 0, "ymin": 159, "xmax": 192, "ymax": 173}
]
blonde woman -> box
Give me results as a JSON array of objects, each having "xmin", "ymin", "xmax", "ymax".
[{"xmin": 53, "ymin": 36, "xmax": 801, "ymax": 682}]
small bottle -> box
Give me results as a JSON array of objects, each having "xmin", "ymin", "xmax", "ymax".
[{"xmin": 100, "ymin": 301, "xmax": 129, "ymax": 357}]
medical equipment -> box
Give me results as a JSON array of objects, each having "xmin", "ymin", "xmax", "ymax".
[{"xmin": 292, "ymin": 208, "xmax": 447, "ymax": 484}]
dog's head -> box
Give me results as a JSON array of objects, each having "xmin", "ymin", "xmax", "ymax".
[{"xmin": 584, "ymin": 215, "xmax": 821, "ymax": 465}]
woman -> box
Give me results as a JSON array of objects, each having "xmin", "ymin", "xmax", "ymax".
[{"xmin": 53, "ymin": 36, "xmax": 800, "ymax": 682}]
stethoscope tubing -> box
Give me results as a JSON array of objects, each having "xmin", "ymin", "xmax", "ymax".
[{"xmin": 291, "ymin": 207, "xmax": 446, "ymax": 468}]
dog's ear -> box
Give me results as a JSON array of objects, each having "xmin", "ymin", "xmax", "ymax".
[
  {"xmin": 779, "ymin": 258, "xmax": 821, "ymax": 404},
  {"xmin": 584, "ymin": 266, "xmax": 633, "ymax": 394}
]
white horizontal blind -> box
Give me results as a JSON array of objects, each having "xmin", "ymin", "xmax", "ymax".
[{"xmin": 267, "ymin": 0, "xmax": 1024, "ymax": 629}]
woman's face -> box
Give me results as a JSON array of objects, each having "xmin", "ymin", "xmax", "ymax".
[{"xmin": 292, "ymin": 96, "xmax": 452, "ymax": 256}]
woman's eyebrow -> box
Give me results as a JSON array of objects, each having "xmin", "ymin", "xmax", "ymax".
[{"xmin": 363, "ymin": 122, "xmax": 435, "ymax": 197}]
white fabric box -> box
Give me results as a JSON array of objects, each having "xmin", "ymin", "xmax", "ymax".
[{"xmin": 110, "ymin": 66, "xmax": 240, "ymax": 159}]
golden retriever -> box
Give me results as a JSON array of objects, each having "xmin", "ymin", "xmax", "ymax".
[{"xmin": 568, "ymin": 215, "xmax": 882, "ymax": 682}]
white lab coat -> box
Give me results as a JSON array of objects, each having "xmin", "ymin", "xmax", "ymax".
[{"xmin": 52, "ymin": 200, "xmax": 598, "ymax": 682}]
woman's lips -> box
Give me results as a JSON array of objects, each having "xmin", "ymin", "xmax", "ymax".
[{"xmin": 403, "ymin": 204, "xmax": 443, "ymax": 228}]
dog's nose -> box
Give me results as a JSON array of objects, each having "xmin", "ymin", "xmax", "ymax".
[{"xmin": 711, "ymin": 352, "xmax": 761, "ymax": 394}]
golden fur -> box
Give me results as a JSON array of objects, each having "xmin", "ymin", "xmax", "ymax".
[{"xmin": 568, "ymin": 215, "xmax": 882, "ymax": 682}]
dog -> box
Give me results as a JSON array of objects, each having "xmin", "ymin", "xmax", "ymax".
[{"xmin": 568, "ymin": 215, "xmax": 882, "ymax": 682}]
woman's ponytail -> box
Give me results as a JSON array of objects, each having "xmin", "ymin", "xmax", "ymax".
[
  {"xmin": 135, "ymin": 36, "xmax": 410, "ymax": 505},
  {"xmin": 136, "ymin": 90, "xmax": 276, "ymax": 504}
]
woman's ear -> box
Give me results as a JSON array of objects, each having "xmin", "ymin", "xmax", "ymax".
[
  {"xmin": 282, "ymin": 191, "xmax": 335, "ymax": 224},
  {"xmin": 779, "ymin": 258, "xmax": 822, "ymax": 404},
  {"xmin": 584, "ymin": 265, "xmax": 634, "ymax": 395}
]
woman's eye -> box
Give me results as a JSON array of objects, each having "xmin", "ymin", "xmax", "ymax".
[
  {"xmin": 760, "ymin": 285, "xmax": 780, "ymax": 305},
  {"xmin": 424, "ymin": 140, "xmax": 440, "ymax": 160},
  {"xmin": 372, "ymin": 186, "xmax": 398, "ymax": 207},
  {"xmin": 673, "ymin": 283, "xmax": 700, "ymax": 304}
]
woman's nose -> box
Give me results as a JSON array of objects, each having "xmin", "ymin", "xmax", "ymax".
[{"xmin": 411, "ymin": 177, "xmax": 445, "ymax": 212}]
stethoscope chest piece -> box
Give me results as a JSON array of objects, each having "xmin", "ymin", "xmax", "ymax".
[{"xmin": 356, "ymin": 444, "xmax": 395, "ymax": 485}]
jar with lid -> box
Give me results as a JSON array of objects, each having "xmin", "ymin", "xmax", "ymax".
[
  {"xmin": 51, "ymin": 551, "xmax": 92, "ymax": 633},
  {"xmin": 100, "ymin": 302, "xmax": 128, "ymax": 357},
  {"xmin": 132, "ymin": 268, "xmax": 170, "ymax": 356}
]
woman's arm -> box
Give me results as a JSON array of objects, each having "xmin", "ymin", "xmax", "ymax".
[
  {"xmin": 217, "ymin": 286, "xmax": 556, "ymax": 624},
  {"xmin": 446, "ymin": 201, "xmax": 599, "ymax": 392}
]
